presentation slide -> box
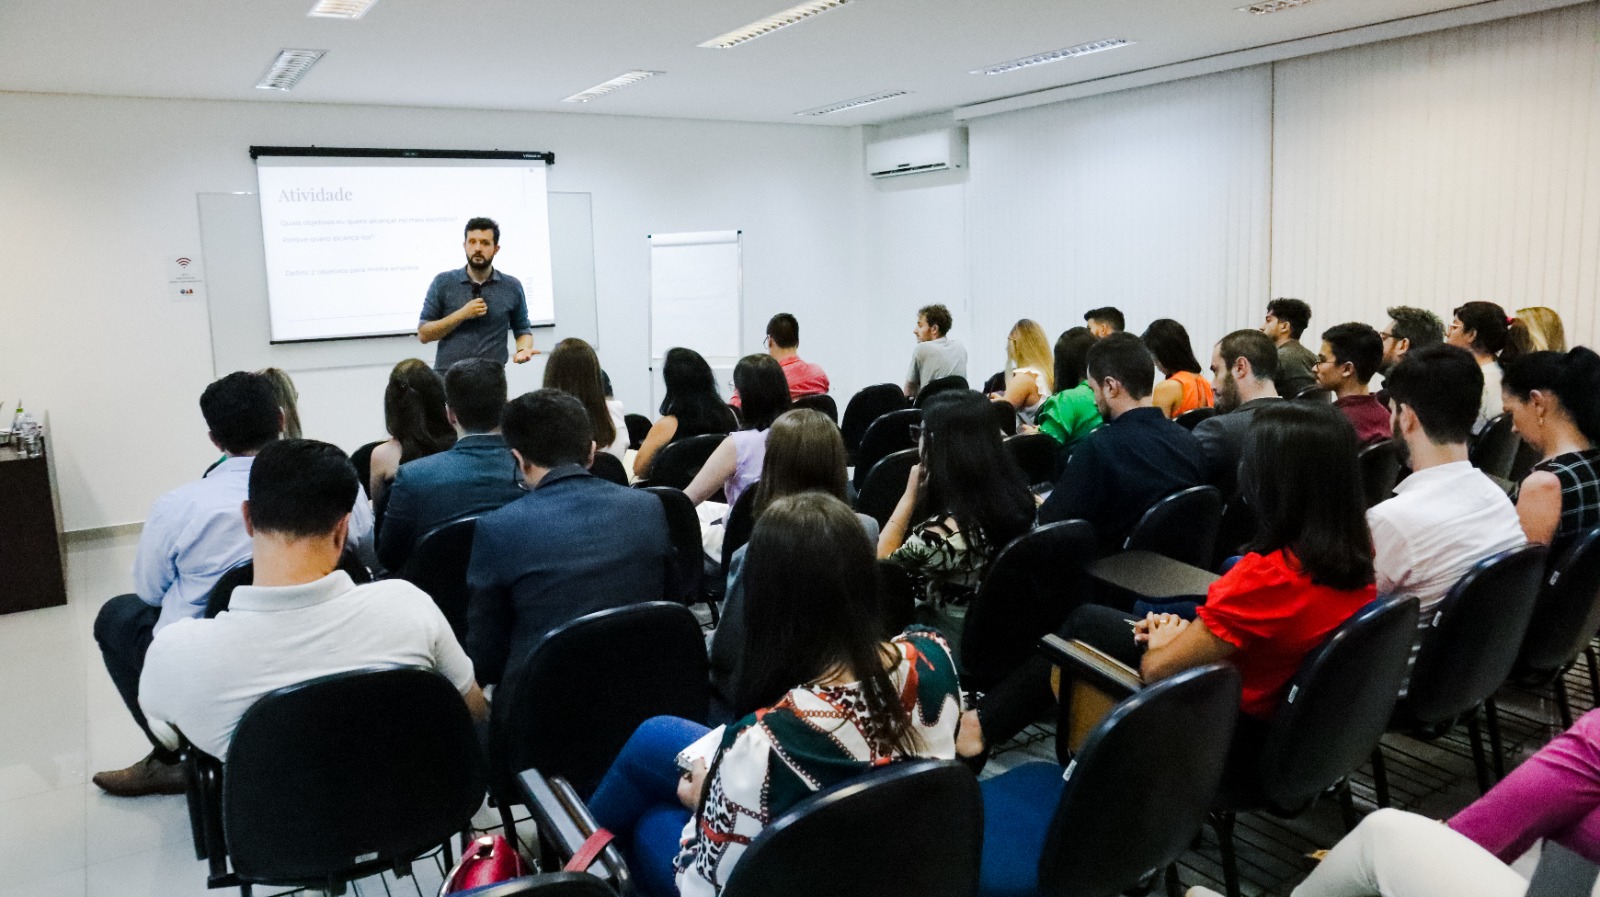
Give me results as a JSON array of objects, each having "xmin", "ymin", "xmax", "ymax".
[{"xmin": 255, "ymin": 156, "xmax": 554, "ymax": 342}]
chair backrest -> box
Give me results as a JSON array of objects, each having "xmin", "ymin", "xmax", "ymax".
[
  {"xmin": 855, "ymin": 448, "xmax": 919, "ymax": 528},
  {"xmin": 1175, "ymin": 407, "xmax": 1216, "ymax": 431},
  {"xmin": 992, "ymin": 399, "xmax": 1018, "ymax": 436},
  {"xmin": 204, "ymin": 561, "xmax": 255, "ymax": 618},
  {"xmin": 350, "ymin": 440, "xmax": 383, "ymax": 495},
  {"xmin": 1358, "ymin": 439, "xmax": 1403, "ymax": 508},
  {"xmin": 1519, "ymin": 526, "xmax": 1600, "ymax": 675},
  {"xmin": 643, "ymin": 487, "xmax": 704, "ymax": 603},
  {"xmin": 722, "ymin": 759, "xmax": 982, "ymax": 897},
  {"xmin": 1123, "ymin": 485, "xmax": 1223, "ymax": 570},
  {"xmin": 853, "ymin": 408, "xmax": 922, "ymax": 489},
  {"xmin": 841, "ymin": 384, "xmax": 909, "ymax": 455},
  {"xmin": 914, "ymin": 375, "xmax": 969, "ymax": 408},
  {"xmin": 587, "ymin": 452, "xmax": 629, "ymax": 487},
  {"xmin": 489, "ymin": 602, "xmax": 709, "ymax": 798},
  {"xmin": 1258, "ymin": 594, "xmax": 1419, "ymax": 812},
  {"xmin": 224, "ymin": 666, "xmax": 487, "ymax": 886},
  {"xmin": 1408, "ymin": 543, "xmax": 1548, "ymax": 725},
  {"xmin": 644, "ymin": 433, "xmax": 725, "ymax": 490},
  {"xmin": 453, "ymin": 874, "xmax": 618, "ymax": 897},
  {"xmin": 623, "ymin": 413, "xmax": 652, "ymax": 451},
  {"xmin": 400, "ymin": 515, "xmax": 481, "ymax": 646},
  {"xmin": 720, "ymin": 484, "xmax": 761, "ymax": 571},
  {"xmin": 960, "ymin": 521, "xmax": 1099, "ymax": 690},
  {"xmin": 1042, "ymin": 665, "xmax": 1241, "ymax": 897},
  {"xmin": 1293, "ymin": 386, "xmax": 1334, "ymax": 402},
  {"xmin": 1470, "ymin": 413, "xmax": 1520, "ymax": 480},
  {"xmin": 1005, "ymin": 432, "xmax": 1061, "ymax": 487},
  {"xmin": 790, "ymin": 393, "xmax": 838, "ymax": 423}
]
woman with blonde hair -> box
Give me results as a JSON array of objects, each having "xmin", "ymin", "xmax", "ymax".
[
  {"xmin": 257, "ymin": 368, "xmax": 303, "ymax": 439},
  {"xmin": 994, "ymin": 318, "xmax": 1055, "ymax": 425},
  {"xmin": 368, "ymin": 359, "xmax": 456, "ymax": 506},
  {"xmin": 543, "ymin": 337, "xmax": 626, "ymax": 459},
  {"xmin": 1504, "ymin": 306, "xmax": 1566, "ymax": 363}
]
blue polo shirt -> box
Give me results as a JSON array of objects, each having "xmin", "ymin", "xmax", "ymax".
[{"xmin": 420, "ymin": 266, "xmax": 533, "ymax": 372}]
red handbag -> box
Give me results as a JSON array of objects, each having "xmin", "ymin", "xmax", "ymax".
[{"xmin": 440, "ymin": 835, "xmax": 530, "ymax": 895}]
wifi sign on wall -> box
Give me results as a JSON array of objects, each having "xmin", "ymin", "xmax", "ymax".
[{"xmin": 167, "ymin": 250, "xmax": 204, "ymax": 300}]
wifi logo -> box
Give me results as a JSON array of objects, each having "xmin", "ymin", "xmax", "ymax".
[{"xmin": 175, "ymin": 257, "xmax": 193, "ymax": 269}]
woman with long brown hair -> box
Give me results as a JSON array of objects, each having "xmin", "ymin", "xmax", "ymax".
[
  {"xmin": 543, "ymin": 337, "xmax": 625, "ymax": 459},
  {"xmin": 368, "ymin": 359, "xmax": 455, "ymax": 506}
]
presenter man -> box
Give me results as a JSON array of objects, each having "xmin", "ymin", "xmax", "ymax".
[{"xmin": 419, "ymin": 217, "xmax": 537, "ymax": 371}]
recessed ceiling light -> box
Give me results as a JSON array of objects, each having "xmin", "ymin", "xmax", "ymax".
[
  {"xmin": 307, "ymin": 0, "xmax": 378, "ymax": 19},
  {"xmin": 795, "ymin": 91, "xmax": 909, "ymax": 116},
  {"xmin": 1237, "ymin": 0, "xmax": 1316, "ymax": 11},
  {"xmin": 255, "ymin": 50, "xmax": 326, "ymax": 91},
  {"xmin": 562, "ymin": 70, "xmax": 664, "ymax": 103},
  {"xmin": 699, "ymin": 0, "xmax": 854, "ymax": 49},
  {"xmin": 971, "ymin": 39, "xmax": 1133, "ymax": 75}
]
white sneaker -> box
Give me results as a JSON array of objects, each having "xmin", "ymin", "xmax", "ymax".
[{"xmin": 1185, "ymin": 888, "xmax": 1226, "ymax": 897}]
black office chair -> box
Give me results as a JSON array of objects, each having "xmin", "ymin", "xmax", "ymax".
[
  {"xmin": 1373, "ymin": 543, "xmax": 1547, "ymax": 804},
  {"xmin": 720, "ymin": 484, "xmax": 761, "ymax": 573},
  {"xmin": 854, "ymin": 448, "xmax": 918, "ymax": 528},
  {"xmin": 841, "ymin": 384, "xmax": 909, "ymax": 459},
  {"xmin": 1210, "ymin": 594, "xmax": 1419, "ymax": 897},
  {"xmin": 914, "ymin": 374, "xmax": 969, "ymax": 408},
  {"xmin": 204, "ymin": 553, "xmax": 371, "ymax": 618},
  {"xmin": 1293, "ymin": 386, "xmax": 1334, "ymax": 402},
  {"xmin": 349, "ymin": 440, "xmax": 384, "ymax": 497},
  {"xmin": 978, "ymin": 663, "xmax": 1241, "ymax": 897},
  {"xmin": 790, "ymin": 393, "xmax": 839, "ymax": 423},
  {"xmin": 399, "ymin": 515, "xmax": 481, "ymax": 646},
  {"xmin": 1123, "ymin": 485, "xmax": 1223, "ymax": 570},
  {"xmin": 185, "ymin": 666, "xmax": 486, "ymax": 896},
  {"xmin": 1175, "ymin": 407, "xmax": 1216, "ymax": 431},
  {"xmin": 1213, "ymin": 499, "xmax": 1257, "ymax": 571},
  {"xmin": 523, "ymin": 758, "xmax": 982, "ymax": 897},
  {"xmin": 1005, "ymin": 432, "xmax": 1060, "ymax": 487},
  {"xmin": 1470, "ymin": 413, "xmax": 1521, "ymax": 481},
  {"xmin": 852, "ymin": 408, "xmax": 921, "ymax": 490},
  {"xmin": 586, "ymin": 452, "xmax": 629, "ymax": 487},
  {"xmin": 450, "ymin": 874, "xmax": 616, "ymax": 897},
  {"xmin": 623, "ymin": 413, "xmax": 653, "ymax": 451},
  {"xmin": 638, "ymin": 433, "xmax": 724, "ymax": 491},
  {"xmin": 488, "ymin": 602, "xmax": 710, "ymax": 836},
  {"xmin": 1358, "ymin": 439, "xmax": 1403, "ymax": 508},
  {"xmin": 1510, "ymin": 440, "xmax": 1541, "ymax": 485},
  {"xmin": 960, "ymin": 520, "xmax": 1099, "ymax": 691},
  {"xmin": 992, "ymin": 399, "xmax": 1018, "ymax": 436},
  {"xmin": 1492, "ymin": 526, "xmax": 1600, "ymax": 730},
  {"xmin": 642, "ymin": 486, "xmax": 705, "ymax": 609}
]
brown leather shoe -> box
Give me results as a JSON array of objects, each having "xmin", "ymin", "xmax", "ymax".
[{"xmin": 92, "ymin": 752, "xmax": 185, "ymax": 797}]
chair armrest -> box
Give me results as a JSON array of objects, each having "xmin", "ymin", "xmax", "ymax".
[
  {"xmin": 1086, "ymin": 550, "xmax": 1220, "ymax": 603},
  {"xmin": 1039, "ymin": 635, "xmax": 1144, "ymax": 756},
  {"xmin": 517, "ymin": 770, "xmax": 634, "ymax": 896}
]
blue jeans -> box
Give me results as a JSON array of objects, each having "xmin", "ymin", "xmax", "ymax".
[{"xmin": 588, "ymin": 716, "xmax": 711, "ymax": 897}]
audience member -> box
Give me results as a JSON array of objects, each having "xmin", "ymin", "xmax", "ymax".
[
  {"xmin": 880, "ymin": 390, "xmax": 1035, "ymax": 611},
  {"xmin": 1083, "ymin": 306, "xmax": 1125, "ymax": 338},
  {"xmin": 905, "ymin": 303, "xmax": 967, "ymax": 398},
  {"xmin": 1506, "ymin": 305, "xmax": 1567, "ymax": 363},
  {"xmin": 633, "ymin": 347, "xmax": 738, "ymax": 479},
  {"xmin": 993, "ymin": 318, "xmax": 1055, "ymax": 425},
  {"xmin": 1502, "ymin": 348, "xmax": 1600, "ymax": 552},
  {"xmin": 684, "ymin": 354, "xmax": 790, "ymax": 508},
  {"xmin": 257, "ymin": 367, "xmax": 302, "ymax": 439},
  {"xmin": 1037, "ymin": 333, "xmax": 1206, "ymax": 551},
  {"xmin": 1315, "ymin": 322, "xmax": 1391, "ymax": 445},
  {"xmin": 377, "ymin": 359, "xmax": 524, "ymax": 571},
  {"xmin": 1261, "ymin": 298, "xmax": 1318, "ymax": 398},
  {"xmin": 586, "ymin": 493, "xmax": 964, "ymax": 897},
  {"xmin": 369, "ymin": 358, "xmax": 456, "ymax": 508},
  {"xmin": 543, "ymin": 337, "xmax": 626, "ymax": 460},
  {"xmin": 1143, "ymin": 318, "xmax": 1215, "ymax": 418},
  {"xmin": 1370, "ymin": 345, "xmax": 1524, "ymax": 680},
  {"xmin": 975, "ymin": 402, "xmax": 1376, "ymax": 762},
  {"xmin": 1447, "ymin": 301, "xmax": 1511, "ymax": 433},
  {"xmin": 1376, "ymin": 305, "xmax": 1446, "ymax": 407},
  {"xmin": 465, "ymin": 389, "xmax": 672, "ymax": 685},
  {"xmin": 92, "ymin": 372, "xmax": 375, "ymax": 796},
  {"xmin": 1033, "ymin": 327, "xmax": 1103, "ymax": 452},
  {"xmin": 139, "ymin": 439, "xmax": 487, "ymax": 761},
  {"xmin": 733, "ymin": 313, "xmax": 828, "ymax": 406},
  {"xmin": 1192, "ymin": 329, "xmax": 1282, "ymax": 496}
]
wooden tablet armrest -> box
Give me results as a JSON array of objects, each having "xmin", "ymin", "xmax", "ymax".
[{"xmin": 1040, "ymin": 634, "xmax": 1144, "ymax": 754}]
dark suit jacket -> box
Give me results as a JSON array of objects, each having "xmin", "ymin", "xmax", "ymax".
[
  {"xmin": 1191, "ymin": 397, "xmax": 1283, "ymax": 497},
  {"xmin": 465, "ymin": 464, "xmax": 673, "ymax": 685},
  {"xmin": 377, "ymin": 434, "xmax": 526, "ymax": 572}
]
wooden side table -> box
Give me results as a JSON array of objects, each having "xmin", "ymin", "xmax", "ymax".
[{"xmin": 0, "ymin": 437, "xmax": 67, "ymax": 614}]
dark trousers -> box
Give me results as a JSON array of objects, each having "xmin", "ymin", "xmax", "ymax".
[{"xmin": 94, "ymin": 594, "xmax": 179, "ymax": 764}]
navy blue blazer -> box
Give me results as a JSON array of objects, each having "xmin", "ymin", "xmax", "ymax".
[
  {"xmin": 377, "ymin": 434, "xmax": 526, "ymax": 572},
  {"xmin": 465, "ymin": 464, "xmax": 674, "ymax": 685}
]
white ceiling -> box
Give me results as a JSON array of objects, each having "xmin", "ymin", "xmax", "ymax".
[{"xmin": 0, "ymin": 0, "xmax": 1553, "ymax": 125}]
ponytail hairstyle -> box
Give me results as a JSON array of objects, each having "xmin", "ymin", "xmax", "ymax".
[
  {"xmin": 1453, "ymin": 302, "xmax": 1511, "ymax": 357},
  {"xmin": 1504, "ymin": 347, "xmax": 1600, "ymax": 447},
  {"xmin": 1505, "ymin": 307, "xmax": 1568, "ymax": 364},
  {"xmin": 383, "ymin": 359, "xmax": 455, "ymax": 462}
]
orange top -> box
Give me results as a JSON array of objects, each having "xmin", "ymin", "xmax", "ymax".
[{"xmin": 1168, "ymin": 370, "xmax": 1215, "ymax": 415}]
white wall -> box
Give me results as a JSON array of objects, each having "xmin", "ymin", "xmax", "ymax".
[{"xmin": 0, "ymin": 92, "xmax": 871, "ymax": 531}]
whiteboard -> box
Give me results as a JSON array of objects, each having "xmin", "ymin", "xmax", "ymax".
[{"xmin": 649, "ymin": 230, "xmax": 742, "ymax": 363}]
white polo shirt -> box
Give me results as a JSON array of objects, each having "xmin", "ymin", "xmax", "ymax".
[{"xmin": 139, "ymin": 571, "xmax": 474, "ymax": 759}]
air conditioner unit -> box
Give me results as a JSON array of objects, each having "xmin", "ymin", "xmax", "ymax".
[{"xmin": 866, "ymin": 127, "xmax": 968, "ymax": 179}]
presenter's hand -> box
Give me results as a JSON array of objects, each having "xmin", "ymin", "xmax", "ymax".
[
  {"xmin": 512, "ymin": 347, "xmax": 540, "ymax": 364},
  {"xmin": 459, "ymin": 298, "xmax": 489, "ymax": 320}
]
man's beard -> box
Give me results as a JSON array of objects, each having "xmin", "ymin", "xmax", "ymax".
[
  {"xmin": 1215, "ymin": 373, "xmax": 1241, "ymax": 414},
  {"xmin": 467, "ymin": 253, "xmax": 490, "ymax": 273}
]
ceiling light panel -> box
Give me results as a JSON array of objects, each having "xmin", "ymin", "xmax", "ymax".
[
  {"xmin": 699, "ymin": 0, "xmax": 854, "ymax": 49},
  {"xmin": 255, "ymin": 49, "xmax": 326, "ymax": 91},
  {"xmin": 795, "ymin": 90, "xmax": 908, "ymax": 116},
  {"xmin": 1237, "ymin": 0, "xmax": 1316, "ymax": 12},
  {"xmin": 307, "ymin": 0, "xmax": 379, "ymax": 19},
  {"xmin": 561, "ymin": 70, "xmax": 663, "ymax": 103},
  {"xmin": 972, "ymin": 39, "xmax": 1133, "ymax": 75}
]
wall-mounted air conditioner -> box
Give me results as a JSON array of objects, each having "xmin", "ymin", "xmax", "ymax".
[{"xmin": 866, "ymin": 127, "xmax": 968, "ymax": 179}]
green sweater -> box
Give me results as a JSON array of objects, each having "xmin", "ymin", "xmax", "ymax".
[{"xmin": 1035, "ymin": 383, "xmax": 1103, "ymax": 449}]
